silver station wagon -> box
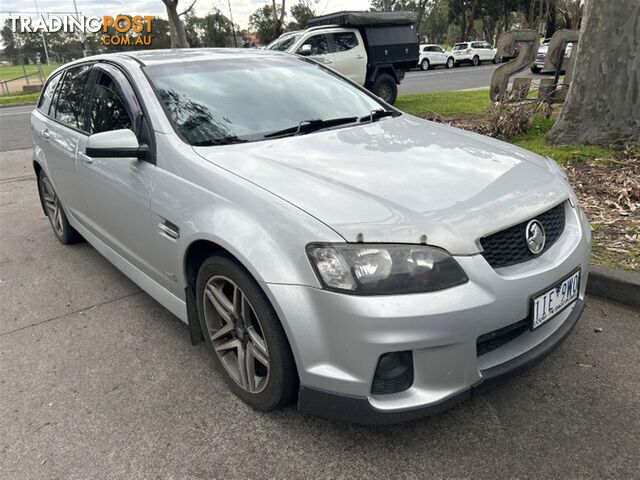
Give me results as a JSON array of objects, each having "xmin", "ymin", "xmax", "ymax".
[{"xmin": 31, "ymin": 49, "xmax": 591, "ymax": 424}]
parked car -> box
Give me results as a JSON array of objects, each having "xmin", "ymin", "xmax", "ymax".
[
  {"xmin": 418, "ymin": 44, "xmax": 454, "ymax": 70},
  {"xmin": 531, "ymin": 40, "xmax": 573, "ymax": 74},
  {"xmin": 267, "ymin": 11, "xmax": 419, "ymax": 104},
  {"xmin": 452, "ymin": 41, "xmax": 498, "ymax": 66},
  {"xmin": 31, "ymin": 48, "xmax": 590, "ymax": 424}
]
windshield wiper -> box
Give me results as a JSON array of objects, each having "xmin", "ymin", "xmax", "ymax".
[
  {"xmin": 359, "ymin": 109, "xmax": 398, "ymax": 124},
  {"xmin": 193, "ymin": 136, "xmax": 250, "ymax": 147},
  {"xmin": 264, "ymin": 116, "xmax": 359, "ymax": 139}
]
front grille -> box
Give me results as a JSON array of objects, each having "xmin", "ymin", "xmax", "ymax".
[
  {"xmin": 477, "ymin": 318, "xmax": 529, "ymax": 356},
  {"xmin": 480, "ymin": 202, "xmax": 566, "ymax": 269}
]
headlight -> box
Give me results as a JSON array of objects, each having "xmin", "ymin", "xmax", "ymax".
[{"xmin": 306, "ymin": 243, "xmax": 468, "ymax": 295}]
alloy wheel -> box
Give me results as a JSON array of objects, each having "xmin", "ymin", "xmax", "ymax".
[
  {"xmin": 41, "ymin": 176, "xmax": 64, "ymax": 236},
  {"xmin": 203, "ymin": 275, "xmax": 270, "ymax": 393}
]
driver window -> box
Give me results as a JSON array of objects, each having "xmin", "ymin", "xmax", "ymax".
[
  {"xmin": 88, "ymin": 72, "xmax": 133, "ymax": 134},
  {"xmin": 298, "ymin": 34, "xmax": 330, "ymax": 56}
]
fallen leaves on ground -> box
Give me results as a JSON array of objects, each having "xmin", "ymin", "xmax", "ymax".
[{"xmin": 566, "ymin": 156, "xmax": 640, "ymax": 271}]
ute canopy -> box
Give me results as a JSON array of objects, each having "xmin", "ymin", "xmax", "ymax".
[{"xmin": 308, "ymin": 11, "xmax": 417, "ymax": 28}]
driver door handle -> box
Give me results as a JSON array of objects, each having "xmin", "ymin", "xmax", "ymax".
[{"xmin": 41, "ymin": 129, "xmax": 50, "ymax": 140}]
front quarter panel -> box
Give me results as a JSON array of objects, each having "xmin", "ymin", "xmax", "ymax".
[{"xmin": 149, "ymin": 133, "xmax": 343, "ymax": 298}]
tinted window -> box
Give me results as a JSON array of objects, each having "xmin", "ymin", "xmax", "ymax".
[
  {"xmin": 38, "ymin": 72, "xmax": 62, "ymax": 115},
  {"xmin": 333, "ymin": 32, "xmax": 358, "ymax": 52},
  {"xmin": 146, "ymin": 56, "xmax": 385, "ymax": 146},
  {"xmin": 435, "ymin": 46, "xmax": 444, "ymax": 53},
  {"xmin": 453, "ymin": 43, "xmax": 468, "ymax": 50},
  {"xmin": 298, "ymin": 34, "xmax": 329, "ymax": 55},
  {"xmin": 88, "ymin": 73, "xmax": 132, "ymax": 134},
  {"xmin": 483, "ymin": 43, "xmax": 493, "ymax": 49},
  {"xmin": 471, "ymin": 42, "xmax": 483, "ymax": 49},
  {"xmin": 54, "ymin": 64, "xmax": 92, "ymax": 130}
]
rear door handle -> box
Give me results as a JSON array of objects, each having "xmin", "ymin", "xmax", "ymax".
[{"xmin": 41, "ymin": 129, "xmax": 50, "ymax": 140}]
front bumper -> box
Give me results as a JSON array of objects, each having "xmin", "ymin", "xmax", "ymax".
[
  {"xmin": 298, "ymin": 298, "xmax": 583, "ymax": 425},
  {"xmin": 264, "ymin": 202, "xmax": 591, "ymax": 424}
]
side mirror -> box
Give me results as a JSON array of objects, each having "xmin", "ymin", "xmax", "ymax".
[
  {"xmin": 85, "ymin": 129, "xmax": 147, "ymax": 159},
  {"xmin": 298, "ymin": 44, "xmax": 312, "ymax": 56}
]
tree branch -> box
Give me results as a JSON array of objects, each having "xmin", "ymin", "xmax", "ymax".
[{"xmin": 179, "ymin": 0, "xmax": 197, "ymax": 17}]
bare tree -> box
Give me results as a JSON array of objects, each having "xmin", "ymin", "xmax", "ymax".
[
  {"xmin": 272, "ymin": 1, "xmax": 286, "ymax": 38},
  {"xmin": 162, "ymin": 0, "xmax": 196, "ymax": 48},
  {"xmin": 547, "ymin": 0, "xmax": 640, "ymax": 145}
]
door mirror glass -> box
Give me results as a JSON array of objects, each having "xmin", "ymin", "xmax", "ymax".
[
  {"xmin": 86, "ymin": 128, "xmax": 147, "ymax": 159},
  {"xmin": 298, "ymin": 44, "xmax": 312, "ymax": 56}
]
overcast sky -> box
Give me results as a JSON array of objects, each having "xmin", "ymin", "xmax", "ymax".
[{"xmin": 1, "ymin": 0, "xmax": 372, "ymax": 30}]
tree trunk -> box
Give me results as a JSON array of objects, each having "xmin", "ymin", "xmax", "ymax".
[
  {"xmin": 547, "ymin": 0, "xmax": 640, "ymax": 145},
  {"xmin": 163, "ymin": 0, "xmax": 190, "ymax": 48}
]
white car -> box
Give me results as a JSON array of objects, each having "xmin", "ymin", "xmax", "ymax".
[
  {"xmin": 452, "ymin": 41, "xmax": 498, "ymax": 66},
  {"xmin": 418, "ymin": 44, "xmax": 454, "ymax": 70},
  {"xmin": 531, "ymin": 40, "xmax": 573, "ymax": 73}
]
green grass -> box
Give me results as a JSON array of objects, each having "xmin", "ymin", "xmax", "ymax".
[
  {"xmin": 396, "ymin": 89, "xmax": 490, "ymax": 117},
  {"xmin": 510, "ymin": 117, "xmax": 619, "ymax": 164},
  {"xmin": 0, "ymin": 63, "xmax": 59, "ymax": 81},
  {"xmin": 0, "ymin": 92, "xmax": 40, "ymax": 106}
]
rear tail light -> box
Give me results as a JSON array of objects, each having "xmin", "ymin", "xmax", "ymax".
[{"xmin": 466, "ymin": 49, "xmax": 472, "ymax": 54}]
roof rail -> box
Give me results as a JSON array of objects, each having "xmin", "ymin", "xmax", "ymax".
[{"xmin": 305, "ymin": 24, "xmax": 340, "ymax": 32}]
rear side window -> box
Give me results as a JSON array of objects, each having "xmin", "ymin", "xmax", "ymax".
[
  {"xmin": 38, "ymin": 72, "xmax": 62, "ymax": 116},
  {"xmin": 333, "ymin": 32, "xmax": 359, "ymax": 52},
  {"xmin": 88, "ymin": 72, "xmax": 133, "ymax": 134},
  {"xmin": 54, "ymin": 64, "xmax": 92, "ymax": 130},
  {"xmin": 471, "ymin": 42, "xmax": 483, "ymax": 49},
  {"xmin": 453, "ymin": 43, "xmax": 467, "ymax": 50}
]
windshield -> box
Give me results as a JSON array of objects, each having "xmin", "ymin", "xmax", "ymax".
[
  {"xmin": 145, "ymin": 56, "xmax": 387, "ymax": 146},
  {"xmin": 266, "ymin": 34, "xmax": 300, "ymax": 52},
  {"xmin": 453, "ymin": 43, "xmax": 468, "ymax": 50}
]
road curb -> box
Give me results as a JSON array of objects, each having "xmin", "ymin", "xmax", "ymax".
[
  {"xmin": 587, "ymin": 264, "xmax": 640, "ymax": 310},
  {"xmin": 0, "ymin": 102, "xmax": 36, "ymax": 109}
]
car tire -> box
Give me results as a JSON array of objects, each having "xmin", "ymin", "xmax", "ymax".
[
  {"xmin": 492, "ymin": 56, "xmax": 500, "ymax": 64},
  {"xmin": 446, "ymin": 57, "xmax": 454, "ymax": 69},
  {"xmin": 196, "ymin": 253, "xmax": 298, "ymax": 411},
  {"xmin": 371, "ymin": 74, "xmax": 398, "ymax": 105},
  {"xmin": 37, "ymin": 170, "xmax": 83, "ymax": 245},
  {"xmin": 472, "ymin": 55, "xmax": 480, "ymax": 66},
  {"xmin": 530, "ymin": 65, "xmax": 542, "ymax": 74},
  {"xmin": 421, "ymin": 59, "xmax": 431, "ymax": 71}
]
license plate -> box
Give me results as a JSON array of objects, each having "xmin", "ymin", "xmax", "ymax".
[{"xmin": 531, "ymin": 270, "xmax": 580, "ymax": 329}]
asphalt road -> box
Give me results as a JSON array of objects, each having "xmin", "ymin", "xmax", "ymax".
[
  {"xmin": 0, "ymin": 65, "xmax": 545, "ymax": 153},
  {"xmin": 1, "ymin": 147, "xmax": 639, "ymax": 479},
  {"xmin": 0, "ymin": 104, "xmax": 35, "ymax": 152},
  {"xmin": 399, "ymin": 63, "xmax": 541, "ymax": 95}
]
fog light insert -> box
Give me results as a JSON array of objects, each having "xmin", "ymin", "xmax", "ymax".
[{"xmin": 371, "ymin": 351, "xmax": 414, "ymax": 395}]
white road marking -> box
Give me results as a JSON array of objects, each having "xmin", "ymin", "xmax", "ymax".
[
  {"xmin": 0, "ymin": 110, "xmax": 32, "ymax": 117},
  {"xmin": 405, "ymin": 66, "xmax": 497, "ymax": 78}
]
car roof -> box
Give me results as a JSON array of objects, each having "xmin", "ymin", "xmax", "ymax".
[{"xmin": 58, "ymin": 48, "xmax": 289, "ymax": 70}]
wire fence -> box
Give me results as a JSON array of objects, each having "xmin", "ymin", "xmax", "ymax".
[{"xmin": 0, "ymin": 65, "xmax": 47, "ymax": 97}]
